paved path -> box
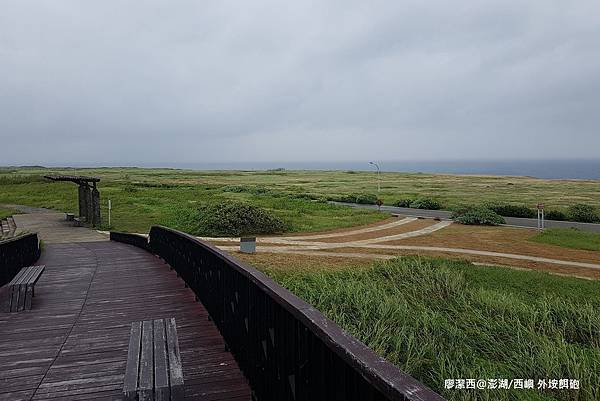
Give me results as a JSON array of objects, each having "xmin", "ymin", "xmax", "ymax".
[
  {"xmin": 1, "ymin": 212, "xmax": 251, "ymax": 400},
  {"xmin": 12, "ymin": 213, "xmax": 107, "ymax": 244},
  {"xmin": 333, "ymin": 202, "xmax": 600, "ymax": 232}
]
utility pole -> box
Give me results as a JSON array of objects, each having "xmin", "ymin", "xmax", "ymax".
[{"xmin": 369, "ymin": 161, "xmax": 381, "ymax": 193}]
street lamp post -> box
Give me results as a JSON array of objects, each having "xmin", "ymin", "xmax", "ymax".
[{"xmin": 369, "ymin": 161, "xmax": 381, "ymax": 193}]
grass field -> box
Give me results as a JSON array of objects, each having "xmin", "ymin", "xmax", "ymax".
[
  {"xmin": 261, "ymin": 256, "xmax": 600, "ymax": 401},
  {"xmin": 2, "ymin": 166, "xmax": 600, "ymax": 207},
  {"xmin": 3, "ymin": 166, "xmax": 599, "ymax": 399},
  {"xmin": 531, "ymin": 228, "xmax": 600, "ymax": 252},
  {"xmin": 0, "ymin": 168, "xmax": 389, "ymax": 234}
]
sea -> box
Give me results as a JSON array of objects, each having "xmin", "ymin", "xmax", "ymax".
[{"xmin": 126, "ymin": 159, "xmax": 600, "ymax": 180}]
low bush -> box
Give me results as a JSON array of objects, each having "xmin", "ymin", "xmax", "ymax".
[
  {"xmin": 451, "ymin": 206, "xmax": 505, "ymax": 226},
  {"xmin": 393, "ymin": 199, "xmax": 413, "ymax": 208},
  {"xmin": 409, "ymin": 197, "xmax": 442, "ymax": 210},
  {"xmin": 221, "ymin": 185, "xmax": 273, "ymax": 196},
  {"xmin": 486, "ymin": 203, "xmax": 535, "ymax": 218},
  {"xmin": 122, "ymin": 183, "xmax": 138, "ymax": 193},
  {"xmin": 568, "ymin": 204, "xmax": 600, "ymax": 223},
  {"xmin": 331, "ymin": 193, "xmax": 378, "ymax": 205},
  {"xmin": 545, "ymin": 209, "xmax": 567, "ymax": 221},
  {"xmin": 171, "ymin": 201, "xmax": 287, "ymax": 236},
  {"xmin": 290, "ymin": 193, "xmax": 327, "ymax": 202},
  {"xmin": 355, "ymin": 193, "xmax": 378, "ymax": 204}
]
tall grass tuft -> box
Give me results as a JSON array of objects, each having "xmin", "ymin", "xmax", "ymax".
[{"xmin": 270, "ymin": 257, "xmax": 600, "ymax": 401}]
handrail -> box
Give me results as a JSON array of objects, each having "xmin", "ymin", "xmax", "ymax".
[
  {"xmin": 144, "ymin": 226, "xmax": 445, "ymax": 401},
  {"xmin": 109, "ymin": 231, "xmax": 150, "ymax": 251},
  {"xmin": 0, "ymin": 232, "xmax": 41, "ymax": 287}
]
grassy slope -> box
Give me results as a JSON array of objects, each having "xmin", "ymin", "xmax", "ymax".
[
  {"xmin": 530, "ymin": 228, "xmax": 600, "ymax": 251},
  {"xmin": 267, "ymin": 257, "xmax": 600, "ymax": 401}
]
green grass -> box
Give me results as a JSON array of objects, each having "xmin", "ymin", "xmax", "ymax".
[
  {"xmin": 1, "ymin": 166, "xmax": 599, "ymax": 234},
  {"xmin": 0, "ymin": 207, "xmax": 20, "ymax": 220},
  {"xmin": 0, "ymin": 171, "xmax": 388, "ymax": 234},
  {"xmin": 265, "ymin": 257, "xmax": 600, "ymax": 401},
  {"xmin": 530, "ymin": 228, "xmax": 600, "ymax": 251},
  {"xmin": 1, "ymin": 166, "xmax": 599, "ymax": 209}
]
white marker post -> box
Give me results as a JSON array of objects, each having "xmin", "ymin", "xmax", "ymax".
[
  {"xmin": 108, "ymin": 199, "xmax": 112, "ymax": 228},
  {"xmin": 537, "ymin": 203, "xmax": 545, "ymax": 231}
]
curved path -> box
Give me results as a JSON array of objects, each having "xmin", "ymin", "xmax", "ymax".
[
  {"xmin": 208, "ymin": 217, "xmax": 600, "ymax": 271},
  {"xmin": 1, "ymin": 211, "xmax": 250, "ymax": 400},
  {"xmin": 219, "ymin": 244, "xmax": 600, "ymax": 270}
]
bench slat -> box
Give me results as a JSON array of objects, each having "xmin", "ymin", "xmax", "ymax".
[
  {"xmin": 8, "ymin": 268, "xmax": 28, "ymax": 312},
  {"xmin": 8, "ymin": 267, "xmax": 28, "ymax": 286},
  {"xmin": 139, "ymin": 320, "xmax": 154, "ymax": 400},
  {"xmin": 17, "ymin": 267, "xmax": 37, "ymax": 312},
  {"xmin": 153, "ymin": 319, "xmax": 169, "ymax": 401},
  {"xmin": 9, "ymin": 271, "xmax": 27, "ymax": 312},
  {"xmin": 166, "ymin": 318, "xmax": 184, "ymax": 400},
  {"xmin": 123, "ymin": 321, "xmax": 142, "ymax": 401},
  {"xmin": 124, "ymin": 318, "xmax": 184, "ymax": 400}
]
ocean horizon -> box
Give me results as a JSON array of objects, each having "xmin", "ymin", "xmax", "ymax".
[{"xmin": 34, "ymin": 159, "xmax": 600, "ymax": 180}]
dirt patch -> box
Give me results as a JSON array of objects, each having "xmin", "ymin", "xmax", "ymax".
[
  {"xmin": 273, "ymin": 216, "xmax": 401, "ymax": 238},
  {"xmin": 327, "ymin": 247, "xmax": 600, "ymax": 280},
  {"xmin": 382, "ymin": 224, "xmax": 600, "ymax": 265},
  {"xmin": 311, "ymin": 218, "xmax": 434, "ymax": 243},
  {"xmin": 233, "ymin": 251, "xmax": 373, "ymax": 272}
]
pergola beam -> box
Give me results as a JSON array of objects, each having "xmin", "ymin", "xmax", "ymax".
[{"xmin": 44, "ymin": 175, "xmax": 102, "ymax": 227}]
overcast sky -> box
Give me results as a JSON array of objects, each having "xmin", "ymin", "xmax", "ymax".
[{"xmin": 1, "ymin": 1, "xmax": 599, "ymax": 165}]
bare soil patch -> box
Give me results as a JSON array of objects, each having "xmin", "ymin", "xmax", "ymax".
[
  {"xmin": 328, "ymin": 247, "xmax": 600, "ymax": 280},
  {"xmin": 313, "ymin": 218, "xmax": 434, "ymax": 243},
  {"xmin": 383, "ymin": 224, "xmax": 600, "ymax": 264}
]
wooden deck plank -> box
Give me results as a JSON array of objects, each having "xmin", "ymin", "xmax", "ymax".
[{"xmin": 0, "ymin": 239, "xmax": 250, "ymax": 400}]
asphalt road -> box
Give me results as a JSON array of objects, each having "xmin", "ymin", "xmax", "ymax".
[{"xmin": 332, "ymin": 202, "xmax": 600, "ymax": 233}]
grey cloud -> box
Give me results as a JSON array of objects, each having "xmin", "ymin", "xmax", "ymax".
[{"xmin": 1, "ymin": 1, "xmax": 599, "ymax": 165}]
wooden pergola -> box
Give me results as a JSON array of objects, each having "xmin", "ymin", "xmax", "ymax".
[{"xmin": 44, "ymin": 175, "xmax": 101, "ymax": 227}]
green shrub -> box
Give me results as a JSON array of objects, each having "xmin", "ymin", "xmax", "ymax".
[
  {"xmin": 291, "ymin": 193, "xmax": 327, "ymax": 202},
  {"xmin": 221, "ymin": 185, "xmax": 273, "ymax": 195},
  {"xmin": 568, "ymin": 204, "xmax": 600, "ymax": 223},
  {"xmin": 355, "ymin": 193, "xmax": 378, "ymax": 205},
  {"xmin": 451, "ymin": 206, "xmax": 505, "ymax": 226},
  {"xmin": 331, "ymin": 193, "xmax": 378, "ymax": 205},
  {"xmin": 394, "ymin": 199, "xmax": 413, "ymax": 208},
  {"xmin": 545, "ymin": 209, "xmax": 567, "ymax": 221},
  {"xmin": 486, "ymin": 203, "xmax": 535, "ymax": 218},
  {"xmin": 123, "ymin": 183, "xmax": 138, "ymax": 193},
  {"xmin": 221, "ymin": 185, "xmax": 247, "ymax": 193},
  {"xmin": 410, "ymin": 197, "xmax": 442, "ymax": 210},
  {"xmin": 171, "ymin": 201, "xmax": 287, "ymax": 236}
]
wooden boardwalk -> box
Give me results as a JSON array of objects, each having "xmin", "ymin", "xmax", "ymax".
[{"xmin": 0, "ymin": 213, "xmax": 251, "ymax": 400}]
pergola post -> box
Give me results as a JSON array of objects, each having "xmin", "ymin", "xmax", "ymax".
[
  {"xmin": 91, "ymin": 183, "xmax": 101, "ymax": 227},
  {"xmin": 45, "ymin": 175, "xmax": 102, "ymax": 228},
  {"xmin": 78, "ymin": 184, "xmax": 88, "ymax": 222}
]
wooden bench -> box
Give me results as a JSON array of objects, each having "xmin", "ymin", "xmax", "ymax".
[
  {"xmin": 123, "ymin": 318, "xmax": 184, "ymax": 401},
  {"xmin": 2, "ymin": 265, "xmax": 45, "ymax": 312}
]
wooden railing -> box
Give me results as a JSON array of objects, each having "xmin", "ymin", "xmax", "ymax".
[
  {"xmin": 112, "ymin": 227, "xmax": 446, "ymax": 401},
  {"xmin": 109, "ymin": 231, "xmax": 150, "ymax": 251},
  {"xmin": 0, "ymin": 233, "xmax": 41, "ymax": 287}
]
